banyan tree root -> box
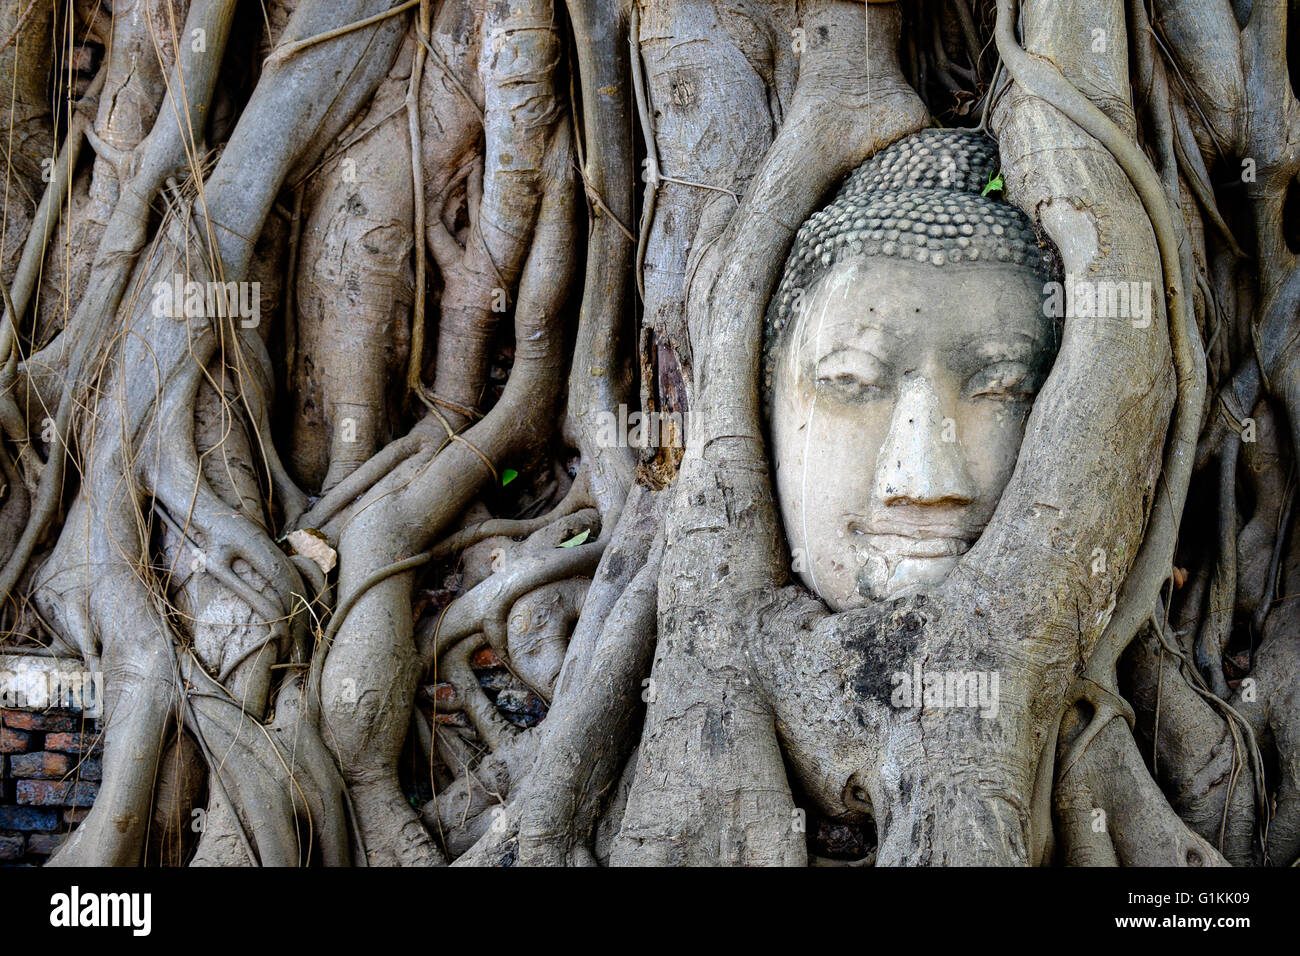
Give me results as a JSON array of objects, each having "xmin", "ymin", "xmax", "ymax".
[
  {"xmin": 288, "ymin": 39, "xmax": 414, "ymax": 493},
  {"xmin": 316, "ymin": 109, "xmax": 578, "ymax": 867},
  {"xmin": 454, "ymin": 483, "xmax": 666, "ymax": 866},
  {"xmin": 35, "ymin": 0, "xmax": 409, "ymax": 866},
  {"xmin": 0, "ymin": 0, "xmax": 55, "ymax": 288}
]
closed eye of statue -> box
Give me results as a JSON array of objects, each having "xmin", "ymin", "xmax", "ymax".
[
  {"xmin": 812, "ymin": 352, "xmax": 889, "ymax": 401},
  {"xmin": 966, "ymin": 360, "xmax": 1034, "ymax": 400},
  {"xmin": 814, "ymin": 371, "xmax": 886, "ymax": 401}
]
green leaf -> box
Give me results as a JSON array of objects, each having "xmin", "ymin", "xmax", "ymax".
[
  {"xmin": 558, "ymin": 529, "xmax": 590, "ymax": 548},
  {"xmin": 501, "ymin": 468, "xmax": 518, "ymax": 486},
  {"xmin": 981, "ymin": 171, "xmax": 1004, "ymax": 197}
]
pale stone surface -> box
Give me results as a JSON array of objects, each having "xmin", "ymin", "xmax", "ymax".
[{"xmin": 770, "ymin": 256, "xmax": 1054, "ymax": 608}]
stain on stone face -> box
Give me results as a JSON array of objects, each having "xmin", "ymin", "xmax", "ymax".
[
  {"xmin": 845, "ymin": 595, "xmax": 932, "ymax": 707},
  {"xmin": 897, "ymin": 608, "xmax": 929, "ymax": 640}
]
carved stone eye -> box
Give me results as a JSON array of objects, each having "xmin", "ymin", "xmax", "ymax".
[
  {"xmin": 966, "ymin": 361, "xmax": 1032, "ymax": 400},
  {"xmin": 814, "ymin": 372, "xmax": 883, "ymax": 401}
]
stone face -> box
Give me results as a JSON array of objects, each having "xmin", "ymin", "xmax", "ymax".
[
  {"xmin": 765, "ymin": 131, "xmax": 1062, "ymax": 612},
  {"xmin": 761, "ymin": 130, "xmax": 1064, "ymax": 611},
  {"xmin": 769, "ymin": 258, "xmax": 1056, "ymax": 610}
]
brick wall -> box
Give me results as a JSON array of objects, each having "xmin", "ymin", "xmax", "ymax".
[{"xmin": 0, "ymin": 709, "xmax": 101, "ymax": 866}]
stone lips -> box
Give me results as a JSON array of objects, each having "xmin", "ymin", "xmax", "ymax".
[{"xmin": 763, "ymin": 128, "xmax": 1060, "ymax": 397}]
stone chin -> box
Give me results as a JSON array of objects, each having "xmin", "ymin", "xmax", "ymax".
[
  {"xmin": 795, "ymin": 532, "xmax": 976, "ymax": 611},
  {"xmin": 858, "ymin": 551, "xmax": 964, "ymax": 603}
]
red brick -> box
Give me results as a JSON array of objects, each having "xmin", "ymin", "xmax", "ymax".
[
  {"xmin": 62, "ymin": 807, "xmax": 91, "ymax": 825},
  {"xmin": 470, "ymin": 647, "xmax": 504, "ymax": 668},
  {"xmin": 2, "ymin": 710, "xmax": 82, "ymax": 733},
  {"xmin": 0, "ymin": 833, "xmax": 23, "ymax": 860},
  {"xmin": 68, "ymin": 45, "xmax": 98, "ymax": 72},
  {"xmin": 16, "ymin": 779, "xmax": 98, "ymax": 807},
  {"xmin": 417, "ymin": 683, "xmax": 458, "ymax": 705},
  {"xmin": 24, "ymin": 832, "xmax": 64, "ymax": 855},
  {"xmin": 9, "ymin": 751, "xmax": 73, "ymax": 779},
  {"xmin": 0, "ymin": 726, "xmax": 30, "ymax": 754},
  {"xmin": 43, "ymin": 732, "xmax": 101, "ymax": 754}
]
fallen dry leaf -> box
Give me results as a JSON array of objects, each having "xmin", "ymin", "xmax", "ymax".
[{"xmin": 286, "ymin": 528, "xmax": 337, "ymax": 574}]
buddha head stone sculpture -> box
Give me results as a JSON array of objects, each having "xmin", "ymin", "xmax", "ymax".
[{"xmin": 764, "ymin": 129, "xmax": 1061, "ymax": 610}]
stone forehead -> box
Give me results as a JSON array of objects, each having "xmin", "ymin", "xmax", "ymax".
[{"xmin": 763, "ymin": 129, "xmax": 1058, "ymax": 395}]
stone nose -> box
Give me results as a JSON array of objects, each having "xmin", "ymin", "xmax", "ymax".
[{"xmin": 872, "ymin": 377, "xmax": 976, "ymax": 507}]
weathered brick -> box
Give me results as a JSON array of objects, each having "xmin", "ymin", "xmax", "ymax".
[
  {"xmin": 2, "ymin": 710, "xmax": 82, "ymax": 733},
  {"xmin": 0, "ymin": 832, "xmax": 23, "ymax": 860},
  {"xmin": 62, "ymin": 807, "xmax": 90, "ymax": 825},
  {"xmin": 0, "ymin": 726, "xmax": 30, "ymax": 754},
  {"xmin": 0, "ymin": 805, "xmax": 59, "ymax": 831},
  {"xmin": 25, "ymin": 832, "xmax": 64, "ymax": 855},
  {"xmin": 77, "ymin": 754, "xmax": 102, "ymax": 781},
  {"xmin": 68, "ymin": 45, "xmax": 98, "ymax": 73},
  {"xmin": 417, "ymin": 683, "xmax": 458, "ymax": 706},
  {"xmin": 471, "ymin": 647, "xmax": 504, "ymax": 669},
  {"xmin": 9, "ymin": 751, "xmax": 73, "ymax": 779},
  {"xmin": 43, "ymin": 732, "xmax": 101, "ymax": 754},
  {"xmin": 16, "ymin": 779, "xmax": 98, "ymax": 807}
]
